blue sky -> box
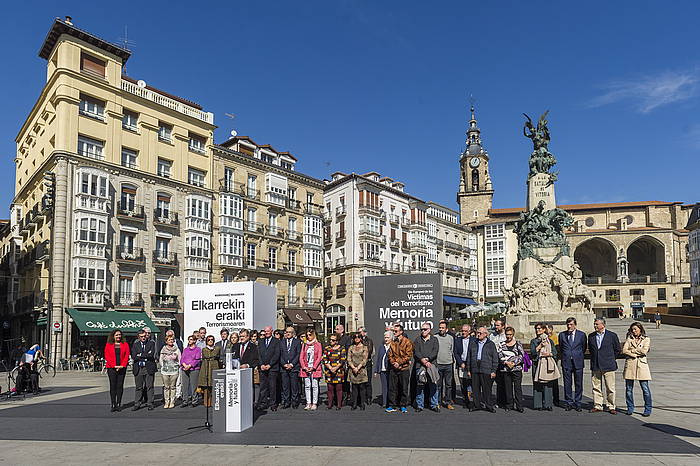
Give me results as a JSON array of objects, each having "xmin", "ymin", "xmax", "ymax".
[{"xmin": 2, "ymin": 1, "xmax": 699, "ymax": 212}]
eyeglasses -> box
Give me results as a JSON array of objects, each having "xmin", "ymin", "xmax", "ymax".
[
  {"xmin": 393, "ymin": 329, "xmax": 400, "ymax": 333},
  {"xmin": 421, "ymin": 328, "xmax": 431, "ymax": 331}
]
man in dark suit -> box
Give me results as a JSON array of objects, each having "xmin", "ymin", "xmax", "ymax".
[
  {"xmin": 131, "ymin": 329, "xmax": 157, "ymax": 410},
  {"xmin": 454, "ymin": 323, "xmax": 477, "ymax": 409},
  {"xmin": 558, "ymin": 316, "xmax": 588, "ymax": 412},
  {"xmin": 231, "ymin": 329, "xmax": 260, "ymax": 369},
  {"xmin": 257, "ymin": 325, "xmax": 281, "ymax": 411},
  {"xmin": 466, "ymin": 326, "xmax": 499, "ymax": 412},
  {"xmin": 215, "ymin": 328, "xmax": 230, "ymax": 368},
  {"xmin": 588, "ymin": 317, "xmax": 621, "ymax": 414},
  {"xmin": 279, "ymin": 326, "xmax": 302, "ymax": 409}
]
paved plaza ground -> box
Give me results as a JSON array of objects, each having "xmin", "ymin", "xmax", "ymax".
[{"xmin": 0, "ymin": 319, "xmax": 698, "ymax": 465}]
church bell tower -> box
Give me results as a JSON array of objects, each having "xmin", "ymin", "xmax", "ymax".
[{"xmin": 458, "ymin": 105, "xmax": 494, "ymax": 224}]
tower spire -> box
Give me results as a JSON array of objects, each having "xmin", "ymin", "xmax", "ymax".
[{"xmin": 464, "ymin": 101, "xmax": 483, "ymax": 156}]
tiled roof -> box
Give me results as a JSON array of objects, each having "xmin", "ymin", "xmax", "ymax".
[{"xmin": 39, "ymin": 18, "xmax": 131, "ymax": 63}]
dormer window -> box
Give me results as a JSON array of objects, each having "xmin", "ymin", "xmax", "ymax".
[{"xmin": 80, "ymin": 52, "xmax": 105, "ymax": 78}]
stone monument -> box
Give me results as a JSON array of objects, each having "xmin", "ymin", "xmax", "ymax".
[{"xmin": 504, "ymin": 111, "xmax": 594, "ymax": 341}]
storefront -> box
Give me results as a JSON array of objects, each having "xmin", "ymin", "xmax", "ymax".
[
  {"xmin": 66, "ymin": 308, "xmax": 160, "ymax": 356},
  {"xmin": 443, "ymin": 296, "xmax": 477, "ymax": 321},
  {"xmin": 283, "ymin": 309, "xmax": 314, "ymax": 333}
]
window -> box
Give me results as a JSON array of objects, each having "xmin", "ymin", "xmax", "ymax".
[
  {"xmin": 79, "ymin": 95, "xmax": 105, "ymax": 120},
  {"xmin": 156, "ymin": 193, "xmax": 171, "ymax": 218},
  {"xmin": 77, "ymin": 136, "xmax": 104, "ymax": 160},
  {"xmin": 188, "ymin": 168, "xmax": 206, "ymax": 187},
  {"xmin": 281, "ymin": 161, "xmax": 293, "ymax": 170},
  {"xmin": 486, "ymin": 277, "xmax": 505, "ymax": 297},
  {"xmin": 223, "ymin": 167, "xmax": 234, "ymax": 191},
  {"xmin": 683, "ymin": 287, "xmax": 692, "ymax": 300},
  {"xmin": 304, "ymin": 215, "xmax": 322, "ymax": 245},
  {"xmin": 119, "ymin": 232, "xmax": 135, "ymax": 251},
  {"xmin": 120, "ymin": 186, "xmax": 137, "ymax": 211},
  {"xmin": 157, "ymin": 158, "xmax": 172, "ymax": 178},
  {"xmin": 657, "ymin": 288, "xmax": 667, "ymax": 301},
  {"xmin": 75, "ymin": 216, "xmax": 107, "ymax": 243},
  {"xmin": 485, "ymin": 239, "xmax": 505, "ymax": 256},
  {"xmin": 247, "ymin": 243, "xmax": 256, "ymax": 267},
  {"xmin": 220, "ymin": 233, "xmax": 243, "ymax": 263},
  {"xmin": 307, "ymin": 283, "xmax": 314, "ymax": 300},
  {"xmin": 79, "ymin": 172, "xmax": 108, "ymax": 198},
  {"xmin": 288, "ymin": 187, "xmax": 296, "ymax": 200},
  {"xmin": 486, "ymin": 257, "xmax": 505, "ymax": 276},
  {"xmin": 606, "ymin": 289, "xmax": 620, "ymax": 302},
  {"xmin": 155, "ymin": 278, "xmax": 168, "ymax": 296},
  {"xmin": 187, "ymin": 197, "xmax": 210, "ymax": 219},
  {"xmin": 158, "ymin": 122, "xmax": 172, "ymax": 142},
  {"xmin": 122, "ymin": 110, "xmax": 138, "ymax": 131},
  {"xmin": 186, "ymin": 234, "xmax": 210, "ymax": 258},
  {"xmin": 156, "ymin": 237, "xmax": 169, "ymax": 256},
  {"xmin": 189, "ymin": 133, "xmax": 206, "ymax": 154},
  {"xmin": 485, "ymin": 224, "xmax": 505, "ymax": 239},
  {"xmin": 303, "ymin": 248, "xmax": 322, "ymax": 276},
  {"xmin": 80, "ymin": 52, "xmax": 106, "ymax": 78},
  {"xmin": 247, "ymin": 175, "xmax": 257, "ymax": 198},
  {"xmin": 288, "ymin": 217, "xmax": 297, "ymax": 233},
  {"xmin": 268, "ymin": 247, "xmax": 277, "ymax": 270},
  {"xmin": 288, "ymin": 282, "xmax": 297, "ymax": 298},
  {"xmin": 121, "ymin": 148, "xmax": 138, "ymax": 169},
  {"xmin": 74, "ymin": 266, "xmax": 106, "ymax": 291},
  {"xmin": 246, "ymin": 208, "xmax": 257, "ymax": 231},
  {"xmin": 220, "ymin": 194, "xmax": 243, "ymax": 229},
  {"xmin": 288, "ymin": 250, "xmax": 297, "ymax": 270},
  {"xmin": 119, "ymin": 277, "xmax": 133, "ymax": 298}
]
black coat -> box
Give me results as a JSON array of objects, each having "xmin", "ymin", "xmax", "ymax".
[
  {"xmin": 258, "ymin": 337, "xmax": 281, "ymax": 371},
  {"xmin": 215, "ymin": 339, "xmax": 232, "ymax": 365},
  {"xmin": 453, "ymin": 335, "xmax": 478, "ymax": 367},
  {"xmin": 588, "ymin": 330, "xmax": 621, "ymax": 373},
  {"xmin": 465, "ymin": 338, "xmax": 499, "ymax": 374},
  {"xmin": 131, "ymin": 339, "xmax": 157, "ymax": 375},
  {"xmin": 231, "ymin": 341, "xmax": 260, "ymax": 369},
  {"xmin": 279, "ymin": 337, "xmax": 302, "ymax": 372}
]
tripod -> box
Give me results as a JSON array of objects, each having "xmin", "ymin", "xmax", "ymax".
[{"xmin": 187, "ymin": 388, "xmax": 213, "ymax": 433}]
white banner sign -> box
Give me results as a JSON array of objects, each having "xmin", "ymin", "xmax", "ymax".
[{"xmin": 184, "ymin": 281, "xmax": 276, "ymax": 338}]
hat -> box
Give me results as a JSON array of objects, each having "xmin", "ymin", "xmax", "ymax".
[{"xmin": 143, "ymin": 327, "xmax": 152, "ymax": 332}]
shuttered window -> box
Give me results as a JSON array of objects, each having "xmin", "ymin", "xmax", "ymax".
[{"xmin": 81, "ymin": 53, "xmax": 106, "ymax": 78}]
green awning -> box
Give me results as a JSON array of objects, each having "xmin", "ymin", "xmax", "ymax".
[
  {"xmin": 36, "ymin": 317, "xmax": 48, "ymax": 327},
  {"xmin": 66, "ymin": 308, "xmax": 160, "ymax": 335}
]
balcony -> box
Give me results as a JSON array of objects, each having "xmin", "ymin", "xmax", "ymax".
[
  {"xmin": 445, "ymin": 264, "xmax": 466, "ymax": 275},
  {"xmin": 244, "ymin": 221, "xmax": 265, "ymax": 234},
  {"xmin": 335, "ymin": 205, "xmax": 347, "ymax": 218},
  {"xmin": 73, "ymin": 290, "xmax": 104, "ymax": 306},
  {"xmin": 436, "ymin": 239, "xmax": 444, "ymax": 248},
  {"xmin": 303, "ymin": 297, "xmax": 322, "ymax": 308},
  {"xmin": 219, "ymin": 254, "xmax": 243, "ymax": 268},
  {"xmin": 387, "ymin": 262, "xmax": 401, "ymax": 273},
  {"xmin": 336, "ymin": 284, "xmax": 347, "ymax": 297},
  {"xmin": 358, "ymin": 204, "xmax": 382, "ymax": 216},
  {"xmin": 388, "ymin": 214, "xmax": 400, "ymax": 225},
  {"xmin": 151, "ymin": 294, "xmax": 179, "ymax": 311},
  {"xmin": 629, "ymin": 273, "xmax": 667, "ymax": 284},
  {"xmin": 116, "ymin": 202, "xmax": 146, "ymax": 222},
  {"xmin": 324, "ymin": 288, "xmax": 333, "ymax": 300},
  {"xmin": 153, "ymin": 251, "xmax": 178, "ymax": 268},
  {"xmin": 114, "ymin": 292, "xmax": 144, "ymax": 308},
  {"xmin": 324, "ymin": 261, "xmax": 333, "ymax": 270},
  {"xmin": 153, "ymin": 209, "xmax": 179, "ymax": 228},
  {"xmin": 286, "ymin": 199, "xmax": 302, "ymax": 211},
  {"xmin": 323, "ymin": 210, "xmax": 333, "ymax": 222},
  {"xmin": 266, "ymin": 225, "xmax": 285, "ymax": 239},
  {"xmin": 443, "ymin": 287, "xmax": 473, "ymax": 298},
  {"xmin": 115, "ymin": 246, "xmax": 145, "ymax": 265},
  {"xmin": 402, "ymin": 240, "xmax": 411, "ymax": 249},
  {"xmin": 303, "ymin": 266, "xmax": 322, "ymax": 278},
  {"xmin": 410, "ymin": 241, "xmax": 427, "ymax": 251},
  {"xmin": 277, "ymin": 296, "xmax": 286, "ymax": 308},
  {"xmin": 121, "ymin": 79, "xmax": 214, "ymax": 124},
  {"xmin": 335, "ymin": 231, "xmax": 346, "ymax": 243},
  {"xmin": 444, "ymin": 241, "xmax": 463, "ymax": 252},
  {"xmin": 358, "ymin": 229, "xmax": 383, "ymax": 242},
  {"xmin": 288, "ymin": 296, "xmax": 301, "ymax": 307},
  {"xmin": 286, "ymin": 230, "xmax": 301, "ymax": 242},
  {"xmin": 324, "ymin": 234, "xmax": 333, "ymax": 247},
  {"xmin": 335, "ymin": 257, "xmax": 347, "ymax": 268},
  {"xmin": 305, "ymin": 203, "xmax": 323, "ymax": 216},
  {"xmin": 359, "ymin": 255, "xmax": 383, "ymax": 267},
  {"xmin": 242, "ymin": 187, "xmax": 260, "ymax": 201}
]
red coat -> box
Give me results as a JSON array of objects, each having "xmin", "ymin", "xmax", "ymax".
[
  {"xmin": 299, "ymin": 341, "xmax": 323, "ymax": 378},
  {"xmin": 104, "ymin": 342, "xmax": 131, "ymax": 368}
]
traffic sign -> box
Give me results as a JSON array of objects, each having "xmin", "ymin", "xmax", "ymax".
[{"xmin": 52, "ymin": 321, "xmax": 62, "ymax": 332}]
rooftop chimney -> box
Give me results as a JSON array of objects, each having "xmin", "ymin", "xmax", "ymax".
[{"xmin": 65, "ymin": 16, "xmax": 73, "ymax": 25}]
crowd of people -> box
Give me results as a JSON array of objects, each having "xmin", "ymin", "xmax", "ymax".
[{"xmin": 103, "ymin": 317, "xmax": 654, "ymax": 418}]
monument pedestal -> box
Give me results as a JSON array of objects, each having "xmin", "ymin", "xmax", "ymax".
[
  {"xmin": 509, "ymin": 312, "xmax": 594, "ymax": 344},
  {"xmin": 212, "ymin": 368, "xmax": 253, "ymax": 433}
]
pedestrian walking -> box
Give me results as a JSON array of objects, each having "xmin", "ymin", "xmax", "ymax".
[
  {"xmin": 104, "ymin": 329, "xmax": 130, "ymax": 412},
  {"xmin": 622, "ymin": 322, "xmax": 652, "ymax": 416},
  {"xmin": 159, "ymin": 335, "xmax": 181, "ymax": 409},
  {"xmin": 654, "ymin": 312, "xmax": 662, "ymax": 329}
]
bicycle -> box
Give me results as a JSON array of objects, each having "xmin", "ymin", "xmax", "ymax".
[{"xmin": 8, "ymin": 356, "xmax": 55, "ymax": 383}]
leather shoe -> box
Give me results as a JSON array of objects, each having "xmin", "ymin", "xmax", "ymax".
[
  {"xmin": 415, "ymin": 407, "xmax": 423, "ymax": 412},
  {"xmin": 609, "ymin": 409, "xmax": 617, "ymax": 415},
  {"xmin": 430, "ymin": 406, "xmax": 440, "ymax": 413},
  {"xmin": 515, "ymin": 407, "xmax": 524, "ymax": 413},
  {"xmin": 270, "ymin": 406, "xmax": 278, "ymax": 412},
  {"xmin": 642, "ymin": 413, "xmax": 651, "ymax": 417},
  {"xmin": 487, "ymin": 407, "xmax": 496, "ymax": 413},
  {"xmin": 147, "ymin": 405, "xmax": 155, "ymax": 411},
  {"xmin": 565, "ymin": 406, "xmax": 571, "ymax": 411},
  {"xmin": 590, "ymin": 408, "xmax": 602, "ymax": 413},
  {"xmin": 132, "ymin": 404, "xmax": 141, "ymax": 411},
  {"xmin": 575, "ymin": 407, "xmax": 582, "ymax": 412}
]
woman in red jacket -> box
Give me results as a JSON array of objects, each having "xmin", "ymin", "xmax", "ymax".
[{"xmin": 104, "ymin": 329, "xmax": 131, "ymax": 412}]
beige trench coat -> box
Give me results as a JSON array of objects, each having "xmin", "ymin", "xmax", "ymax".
[{"xmin": 622, "ymin": 336, "xmax": 651, "ymax": 380}]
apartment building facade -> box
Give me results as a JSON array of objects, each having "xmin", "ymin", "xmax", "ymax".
[{"xmin": 323, "ymin": 172, "xmax": 477, "ymax": 332}]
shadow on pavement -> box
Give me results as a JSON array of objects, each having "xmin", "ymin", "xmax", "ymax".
[{"xmin": 644, "ymin": 423, "xmax": 700, "ymax": 438}]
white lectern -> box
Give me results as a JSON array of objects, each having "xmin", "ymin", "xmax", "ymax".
[{"xmin": 212, "ymin": 362, "xmax": 253, "ymax": 432}]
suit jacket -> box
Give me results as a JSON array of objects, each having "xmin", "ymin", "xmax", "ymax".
[
  {"xmin": 258, "ymin": 337, "xmax": 281, "ymax": 371},
  {"xmin": 131, "ymin": 339, "xmax": 157, "ymax": 375},
  {"xmin": 279, "ymin": 337, "xmax": 302, "ymax": 372},
  {"xmin": 453, "ymin": 335, "xmax": 477, "ymax": 367},
  {"xmin": 215, "ymin": 339, "xmax": 231, "ymax": 366},
  {"xmin": 374, "ymin": 343, "xmax": 391, "ymax": 373},
  {"xmin": 465, "ymin": 338, "xmax": 499, "ymax": 374},
  {"xmin": 558, "ymin": 329, "xmax": 587, "ymax": 370},
  {"xmin": 231, "ymin": 341, "xmax": 260, "ymax": 369},
  {"xmin": 588, "ymin": 330, "xmax": 621, "ymax": 373}
]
